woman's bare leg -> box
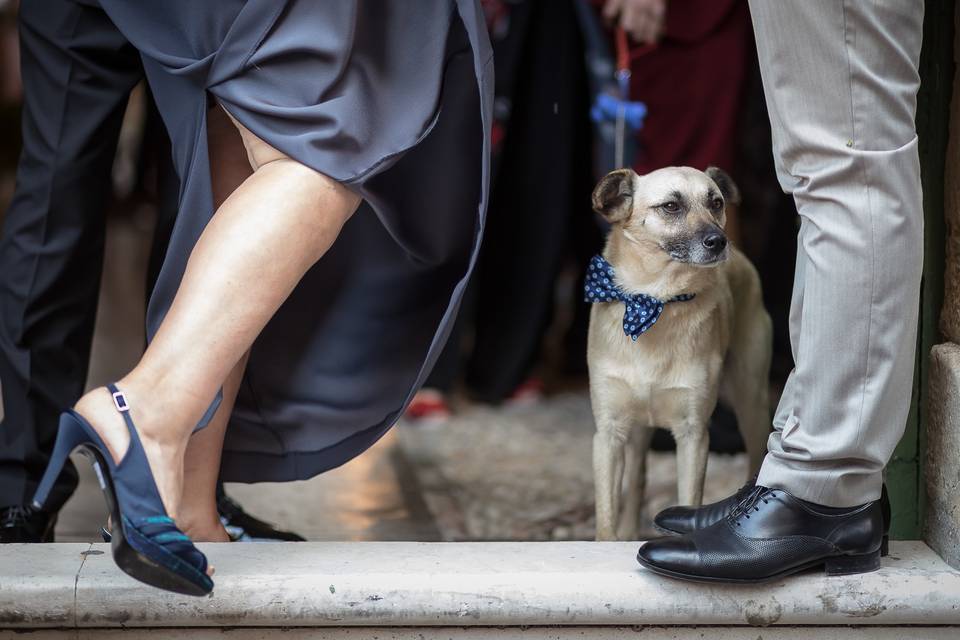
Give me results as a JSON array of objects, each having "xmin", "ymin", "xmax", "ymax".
[
  {"xmin": 75, "ymin": 108, "xmax": 361, "ymax": 551},
  {"xmin": 173, "ymin": 351, "xmax": 247, "ymax": 542},
  {"xmin": 167, "ymin": 107, "xmax": 253, "ymax": 542}
]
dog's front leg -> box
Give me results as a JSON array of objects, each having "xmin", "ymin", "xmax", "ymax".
[
  {"xmin": 593, "ymin": 429, "xmax": 627, "ymax": 540},
  {"xmin": 673, "ymin": 425, "xmax": 709, "ymax": 506},
  {"xmin": 617, "ymin": 427, "xmax": 654, "ymax": 540}
]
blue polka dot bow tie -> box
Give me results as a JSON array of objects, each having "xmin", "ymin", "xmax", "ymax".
[{"xmin": 584, "ymin": 255, "xmax": 695, "ymax": 341}]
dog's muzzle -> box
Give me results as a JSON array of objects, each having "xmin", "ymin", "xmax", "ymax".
[{"xmin": 689, "ymin": 230, "xmax": 728, "ymax": 265}]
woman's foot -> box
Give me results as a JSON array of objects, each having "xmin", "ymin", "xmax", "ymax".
[
  {"xmin": 179, "ymin": 516, "xmax": 232, "ymax": 543},
  {"xmin": 74, "ymin": 384, "xmax": 186, "ymax": 518},
  {"xmin": 176, "ymin": 498, "xmax": 231, "ymax": 543},
  {"xmin": 105, "ymin": 514, "xmax": 231, "ymax": 544},
  {"xmin": 74, "ymin": 383, "xmax": 215, "ymax": 575}
]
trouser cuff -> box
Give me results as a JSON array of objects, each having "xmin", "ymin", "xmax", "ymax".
[{"xmin": 756, "ymin": 455, "xmax": 883, "ymax": 507}]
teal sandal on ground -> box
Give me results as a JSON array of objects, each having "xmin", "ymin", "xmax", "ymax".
[{"xmin": 32, "ymin": 383, "xmax": 213, "ymax": 596}]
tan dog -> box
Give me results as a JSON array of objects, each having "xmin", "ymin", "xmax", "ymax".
[{"xmin": 587, "ymin": 166, "xmax": 772, "ymax": 541}]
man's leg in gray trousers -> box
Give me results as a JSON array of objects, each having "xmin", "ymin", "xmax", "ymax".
[{"xmin": 749, "ymin": 0, "xmax": 925, "ymax": 507}]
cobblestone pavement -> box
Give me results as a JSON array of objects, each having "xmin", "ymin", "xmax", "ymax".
[{"xmin": 396, "ymin": 393, "xmax": 749, "ymax": 541}]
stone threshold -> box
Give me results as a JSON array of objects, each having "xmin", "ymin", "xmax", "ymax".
[
  {"xmin": 2, "ymin": 629, "xmax": 959, "ymax": 639},
  {"xmin": 1, "ymin": 541, "xmax": 958, "ymax": 631}
]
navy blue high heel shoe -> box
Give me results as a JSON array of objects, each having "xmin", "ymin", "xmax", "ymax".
[{"xmin": 32, "ymin": 384, "xmax": 213, "ymax": 596}]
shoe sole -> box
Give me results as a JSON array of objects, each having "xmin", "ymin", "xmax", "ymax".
[
  {"xmin": 635, "ymin": 547, "xmax": 882, "ymax": 584},
  {"xmin": 81, "ymin": 447, "xmax": 212, "ymax": 597},
  {"xmin": 651, "ymin": 523, "xmax": 890, "ymax": 558},
  {"xmin": 652, "ymin": 522, "xmax": 684, "ymax": 536}
]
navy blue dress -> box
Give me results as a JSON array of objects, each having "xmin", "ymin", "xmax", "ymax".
[{"xmin": 92, "ymin": 0, "xmax": 493, "ymax": 481}]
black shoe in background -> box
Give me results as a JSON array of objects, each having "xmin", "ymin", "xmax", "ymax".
[
  {"xmin": 216, "ymin": 487, "xmax": 306, "ymax": 542},
  {"xmin": 0, "ymin": 505, "xmax": 57, "ymax": 543},
  {"xmin": 637, "ymin": 486, "xmax": 884, "ymax": 584}
]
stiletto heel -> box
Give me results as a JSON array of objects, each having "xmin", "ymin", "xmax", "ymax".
[
  {"xmin": 31, "ymin": 384, "xmax": 213, "ymax": 596},
  {"xmin": 824, "ymin": 549, "xmax": 882, "ymax": 576},
  {"xmin": 32, "ymin": 413, "xmax": 94, "ymax": 510}
]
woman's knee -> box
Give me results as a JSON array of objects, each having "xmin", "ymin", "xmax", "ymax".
[{"xmin": 222, "ymin": 107, "xmax": 361, "ymax": 220}]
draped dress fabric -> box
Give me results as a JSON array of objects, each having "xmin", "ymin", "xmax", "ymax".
[{"xmin": 89, "ymin": 0, "xmax": 493, "ymax": 482}]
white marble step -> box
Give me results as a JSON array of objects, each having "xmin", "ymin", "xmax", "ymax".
[
  {"xmin": 2, "ymin": 629, "xmax": 959, "ymax": 640},
  {"xmin": 1, "ymin": 541, "xmax": 958, "ymax": 631}
]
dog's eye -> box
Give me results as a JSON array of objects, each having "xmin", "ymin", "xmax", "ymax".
[
  {"xmin": 711, "ymin": 198, "xmax": 724, "ymax": 211},
  {"xmin": 661, "ymin": 201, "xmax": 680, "ymax": 213}
]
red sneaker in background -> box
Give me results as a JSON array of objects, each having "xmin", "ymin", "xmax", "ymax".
[
  {"xmin": 505, "ymin": 377, "xmax": 545, "ymax": 407},
  {"xmin": 405, "ymin": 388, "xmax": 452, "ymax": 425}
]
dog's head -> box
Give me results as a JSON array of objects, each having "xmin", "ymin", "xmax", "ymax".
[{"xmin": 592, "ymin": 166, "xmax": 739, "ymax": 267}]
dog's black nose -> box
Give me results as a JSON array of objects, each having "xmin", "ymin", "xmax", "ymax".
[{"xmin": 702, "ymin": 233, "xmax": 727, "ymax": 252}]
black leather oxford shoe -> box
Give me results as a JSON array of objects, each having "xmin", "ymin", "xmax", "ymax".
[
  {"xmin": 637, "ymin": 486, "xmax": 884, "ymax": 583},
  {"xmin": 653, "ymin": 481, "xmax": 891, "ymax": 557},
  {"xmin": 0, "ymin": 504, "xmax": 57, "ymax": 543}
]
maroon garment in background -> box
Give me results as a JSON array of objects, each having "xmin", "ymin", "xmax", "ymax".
[{"xmin": 604, "ymin": 0, "xmax": 752, "ymax": 174}]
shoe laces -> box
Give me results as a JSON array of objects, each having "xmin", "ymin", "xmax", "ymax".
[
  {"xmin": 737, "ymin": 476, "xmax": 758, "ymax": 495},
  {"xmin": 727, "ymin": 486, "xmax": 778, "ymax": 527}
]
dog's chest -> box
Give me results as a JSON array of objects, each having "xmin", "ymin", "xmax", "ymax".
[
  {"xmin": 588, "ymin": 301, "xmax": 721, "ymax": 423},
  {"xmin": 604, "ymin": 334, "xmax": 703, "ymax": 390}
]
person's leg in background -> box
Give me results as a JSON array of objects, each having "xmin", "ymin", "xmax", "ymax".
[
  {"xmin": 405, "ymin": 309, "xmax": 466, "ymax": 422},
  {"xmin": 466, "ymin": 0, "xmax": 591, "ymax": 403},
  {"xmin": 403, "ymin": 0, "xmax": 529, "ymax": 419},
  {"xmin": 407, "ymin": 0, "xmax": 593, "ymax": 411},
  {"xmin": 637, "ymin": 0, "xmax": 923, "ymax": 581},
  {"xmin": 0, "ymin": 0, "xmax": 142, "ymax": 542}
]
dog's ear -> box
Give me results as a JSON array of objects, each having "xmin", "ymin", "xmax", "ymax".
[
  {"xmin": 592, "ymin": 169, "xmax": 637, "ymax": 223},
  {"xmin": 706, "ymin": 167, "xmax": 741, "ymax": 207}
]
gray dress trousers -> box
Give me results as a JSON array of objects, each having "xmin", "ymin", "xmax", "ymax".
[{"xmin": 749, "ymin": 0, "xmax": 924, "ymax": 506}]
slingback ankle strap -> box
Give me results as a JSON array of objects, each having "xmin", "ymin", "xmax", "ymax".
[{"xmin": 106, "ymin": 383, "xmax": 138, "ymax": 435}]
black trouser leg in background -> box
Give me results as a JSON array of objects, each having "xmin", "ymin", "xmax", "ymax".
[
  {"xmin": 0, "ymin": 0, "xmax": 142, "ymax": 511},
  {"xmin": 465, "ymin": 0, "xmax": 591, "ymax": 402}
]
